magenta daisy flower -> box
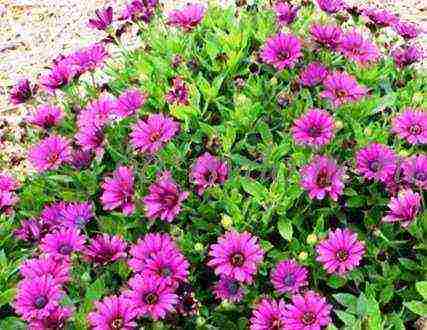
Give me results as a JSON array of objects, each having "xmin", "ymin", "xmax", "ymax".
[
  {"xmin": 283, "ymin": 291, "xmax": 332, "ymax": 329},
  {"xmin": 88, "ymin": 6, "xmax": 113, "ymax": 31},
  {"xmin": 88, "ymin": 295, "xmax": 138, "ymax": 330},
  {"xmin": 309, "ymin": 24, "xmax": 342, "ymax": 50},
  {"xmin": 165, "ymin": 77, "xmax": 189, "ymax": 105},
  {"xmin": 70, "ymin": 148, "xmax": 93, "ymax": 169},
  {"xmin": 207, "ymin": 230, "xmax": 264, "ymax": 284},
  {"xmin": 115, "ymin": 89, "xmax": 147, "ymax": 118},
  {"xmin": 83, "ymin": 234, "xmax": 127, "ymax": 265},
  {"xmin": 274, "ymin": 2, "xmax": 299, "ymax": 26},
  {"xmin": 316, "ymin": 0, "xmax": 345, "ymax": 14},
  {"xmin": 40, "ymin": 202, "xmax": 66, "ymax": 228},
  {"xmin": 39, "ymin": 63, "xmax": 75, "ymax": 93},
  {"xmin": 130, "ymin": 113, "xmax": 180, "ymax": 154},
  {"xmin": 320, "ymin": 71, "xmax": 367, "ymax": 108},
  {"xmin": 20, "ymin": 256, "xmax": 70, "ymax": 285},
  {"xmin": 0, "ymin": 173, "xmax": 19, "ymax": 214},
  {"xmin": 291, "ymin": 108, "xmax": 335, "ymax": 148},
  {"xmin": 383, "ymin": 189, "xmax": 421, "ymax": 228},
  {"xmin": 249, "ymin": 298, "xmax": 286, "ymax": 330},
  {"xmin": 143, "ymin": 171, "xmax": 189, "ymax": 222},
  {"xmin": 75, "ymin": 123, "xmax": 105, "ymax": 156},
  {"xmin": 28, "ymin": 105, "xmax": 64, "ymax": 129},
  {"xmin": 356, "ymin": 143, "xmax": 398, "ymax": 183},
  {"xmin": 64, "ymin": 43, "xmax": 108, "ymax": 75},
  {"xmin": 339, "ymin": 30, "xmax": 380, "ymax": 65},
  {"xmin": 392, "ymin": 45, "xmax": 423, "ymax": 68},
  {"xmin": 363, "ymin": 8, "xmax": 398, "ymax": 28},
  {"xmin": 29, "ymin": 135, "xmax": 72, "ymax": 172},
  {"xmin": 394, "ymin": 21, "xmax": 419, "ymax": 39},
  {"xmin": 120, "ymin": 0, "xmax": 157, "ymax": 23},
  {"xmin": 40, "ymin": 227, "xmax": 86, "ymax": 259},
  {"xmin": 0, "ymin": 173, "xmax": 19, "ymax": 191},
  {"xmin": 60, "ymin": 201, "xmax": 94, "ymax": 228},
  {"xmin": 213, "ymin": 276, "xmax": 245, "ymax": 303},
  {"xmin": 260, "ymin": 33, "xmax": 302, "ymax": 71},
  {"xmin": 125, "ymin": 274, "xmax": 178, "ymax": 320},
  {"xmin": 190, "ymin": 152, "xmax": 229, "ymax": 195},
  {"xmin": 299, "ymin": 62, "xmax": 329, "ymax": 87},
  {"xmin": 167, "ymin": 4, "xmax": 205, "ymax": 31},
  {"xmin": 392, "ymin": 108, "xmax": 427, "ymax": 145},
  {"xmin": 14, "ymin": 276, "xmax": 63, "ymax": 321},
  {"xmin": 270, "ymin": 259, "xmax": 309, "ymax": 294},
  {"xmin": 77, "ymin": 96, "xmax": 115, "ymax": 128},
  {"xmin": 101, "ymin": 166, "xmax": 135, "ymax": 216},
  {"xmin": 14, "ymin": 218, "xmax": 49, "ymax": 243},
  {"xmin": 300, "ymin": 155, "xmax": 345, "ymax": 201},
  {"xmin": 28, "ymin": 306, "xmax": 73, "ymax": 330},
  {"xmin": 9, "ymin": 79, "xmax": 37, "ymax": 105},
  {"xmin": 402, "ymin": 155, "xmax": 427, "ymax": 189},
  {"xmin": 316, "ymin": 228, "xmax": 365, "ymax": 275}
]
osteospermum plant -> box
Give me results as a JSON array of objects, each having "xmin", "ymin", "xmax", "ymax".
[{"xmin": 1, "ymin": 0, "xmax": 426, "ymax": 329}]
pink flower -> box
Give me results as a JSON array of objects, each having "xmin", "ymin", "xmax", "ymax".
[
  {"xmin": 60, "ymin": 201, "xmax": 94, "ymax": 228},
  {"xmin": 207, "ymin": 230, "xmax": 264, "ymax": 284},
  {"xmin": 75, "ymin": 123, "xmax": 105, "ymax": 156},
  {"xmin": 392, "ymin": 108, "xmax": 427, "ymax": 145},
  {"xmin": 63, "ymin": 43, "xmax": 108, "ymax": 75},
  {"xmin": 339, "ymin": 30, "xmax": 380, "ymax": 65},
  {"xmin": 190, "ymin": 152, "xmax": 228, "ymax": 195},
  {"xmin": 143, "ymin": 171, "xmax": 189, "ymax": 222},
  {"xmin": 120, "ymin": 0, "xmax": 157, "ymax": 23},
  {"xmin": 167, "ymin": 4, "xmax": 205, "ymax": 31},
  {"xmin": 28, "ymin": 306, "xmax": 73, "ymax": 330},
  {"xmin": 77, "ymin": 96, "xmax": 115, "ymax": 128},
  {"xmin": 165, "ymin": 77, "xmax": 189, "ymax": 105},
  {"xmin": 316, "ymin": 228, "xmax": 365, "ymax": 275},
  {"xmin": 39, "ymin": 63, "xmax": 75, "ymax": 93},
  {"xmin": 309, "ymin": 24, "xmax": 342, "ymax": 50},
  {"xmin": 83, "ymin": 234, "xmax": 127, "ymax": 266},
  {"xmin": 9, "ymin": 79, "xmax": 37, "ymax": 105},
  {"xmin": 88, "ymin": 6, "xmax": 113, "ymax": 31},
  {"xmin": 391, "ymin": 45, "xmax": 423, "ymax": 68},
  {"xmin": 402, "ymin": 155, "xmax": 427, "ymax": 190},
  {"xmin": 300, "ymin": 155, "xmax": 345, "ymax": 201},
  {"xmin": 356, "ymin": 143, "xmax": 397, "ymax": 183},
  {"xmin": 20, "ymin": 255, "xmax": 70, "ymax": 285},
  {"xmin": 260, "ymin": 33, "xmax": 302, "ymax": 71},
  {"xmin": 40, "ymin": 227, "xmax": 86, "ymax": 259},
  {"xmin": 250, "ymin": 298, "xmax": 286, "ymax": 330},
  {"xmin": 14, "ymin": 218, "xmax": 50, "ymax": 243},
  {"xmin": 363, "ymin": 8, "xmax": 398, "ymax": 28},
  {"xmin": 274, "ymin": 2, "xmax": 299, "ymax": 26},
  {"xmin": 383, "ymin": 189, "xmax": 421, "ymax": 228},
  {"xmin": 299, "ymin": 62, "xmax": 329, "ymax": 87},
  {"xmin": 130, "ymin": 113, "xmax": 180, "ymax": 154},
  {"xmin": 40, "ymin": 202, "xmax": 66, "ymax": 228},
  {"xmin": 316, "ymin": 0, "xmax": 345, "ymax": 14},
  {"xmin": 28, "ymin": 105, "xmax": 64, "ymax": 129},
  {"xmin": 28, "ymin": 135, "xmax": 72, "ymax": 172},
  {"xmin": 271, "ymin": 259, "xmax": 309, "ymax": 294},
  {"xmin": 394, "ymin": 21, "xmax": 419, "ymax": 39},
  {"xmin": 70, "ymin": 148, "xmax": 93, "ymax": 169},
  {"xmin": 115, "ymin": 89, "xmax": 147, "ymax": 118},
  {"xmin": 0, "ymin": 173, "xmax": 19, "ymax": 214},
  {"xmin": 213, "ymin": 276, "xmax": 245, "ymax": 303}
]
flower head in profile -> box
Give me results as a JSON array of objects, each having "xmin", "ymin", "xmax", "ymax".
[
  {"xmin": 84, "ymin": 234, "xmax": 127, "ymax": 266},
  {"xmin": 208, "ymin": 230, "xmax": 264, "ymax": 284},
  {"xmin": 299, "ymin": 62, "xmax": 329, "ymax": 87},
  {"xmin": 14, "ymin": 218, "xmax": 50, "ymax": 243},
  {"xmin": 9, "ymin": 79, "xmax": 38, "ymax": 105},
  {"xmin": 309, "ymin": 24, "xmax": 342, "ymax": 50},
  {"xmin": 20, "ymin": 255, "xmax": 70, "ymax": 285},
  {"xmin": 213, "ymin": 276, "xmax": 245, "ymax": 303},
  {"xmin": 39, "ymin": 63, "xmax": 75, "ymax": 93},
  {"xmin": 64, "ymin": 43, "xmax": 108, "ymax": 75},
  {"xmin": 115, "ymin": 88, "xmax": 147, "ymax": 118},
  {"xmin": 75, "ymin": 123, "xmax": 105, "ymax": 157},
  {"xmin": 0, "ymin": 173, "xmax": 19, "ymax": 214},
  {"xmin": 167, "ymin": 4, "xmax": 205, "ymax": 31},
  {"xmin": 28, "ymin": 105, "xmax": 64, "ymax": 129},
  {"xmin": 363, "ymin": 8, "xmax": 398, "ymax": 28},
  {"xmin": 300, "ymin": 155, "xmax": 345, "ymax": 201},
  {"xmin": 383, "ymin": 189, "xmax": 421, "ymax": 228},
  {"xmin": 121, "ymin": 0, "xmax": 157, "ymax": 23},
  {"xmin": 356, "ymin": 143, "xmax": 397, "ymax": 183},
  {"xmin": 316, "ymin": 0, "xmax": 345, "ymax": 14},
  {"xmin": 271, "ymin": 259, "xmax": 309, "ymax": 294},
  {"xmin": 165, "ymin": 77, "xmax": 189, "ymax": 105},
  {"xmin": 249, "ymin": 298, "xmax": 286, "ymax": 330},
  {"xmin": 392, "ymin": 108, "xmax": 427, "ymax": 145},
  {"xmin": 143, "ymin": 171, "xmax": 189, "ymax": 222},
  {"xmin": 260, "ymin": 33, "xmax": 302, "ymax": 71},
  {"xmin": 394, "ymin": 21, "xmax": 419, "ymax": 39},
  {"xmin": 88, "ymin": 6, "xmax": 113, "ymax": 31},
  {"xmin": 101, "ymin": 166, "xmax": 135, "ymax": 216},
  {"xmin": 316, "ymin": 228, "xmax": 365, "ymax": 275},
  {"xmin": 402, "ymin": 155, "xmax": 427, "ymax": 190},
  {"xmin": 339, "ymin": 30, "xmax": 380, "ymax": 65},
  {"xmin": 40, "ymin": 227, "xmax": 86, "ymax": 259},
  {"xmin": 130, "ymin": 113, "xmax": 180, "ymax": 154},
  {"xmin": 391, "ymin": 45, "xmax": 423, "ymax": 68},
  {"xmin": 28, "ymin": 306, "xmax": 73, "ymax": 330},
  {"xmin": 60, "ymin": 201, "xmax": 94, "ymax": 228},
  {"xmin": 274, "ymin": 2, "xmax": 299, "ymax": 26},
  {"xmin": 29, "ymin": 135, "xmax": 72, "ymax": 172},
  {"xmin": 190, "ymin": 152, "xmax": 229, "ymax": 195}
]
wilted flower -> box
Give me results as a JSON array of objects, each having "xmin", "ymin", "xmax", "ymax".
[
  {"xmin": 383, "ymin": 189, "xmax": 421, "ymax": 228},
  {"xmin": 274, "ymin": 2, "xmax": 299, "ymax": 26},
  {"xmin": 363, "ymin": 8, "xmax": 398, "ymax": 28},
  {"xmin": 393, "ymin": 21, "xmax": 419, "ymax": 39},
  {"xmin": 28, "ymin": 306, "xmax": 73, "ymax": 330},
  {"xmin": 115, "ymin": 88, "xmax": 147, "ymax": 118},
  {"xmin": 190, "ymin": 152, "xmax": 228, "ymax": 195},
  {"xmin": 260, "ymin": 33, "xmax": 302, "ymax": 71},
  {"xmin": 356, "ymin": 143, "xmax": 397, "ymax": 183},
  {"xmin": 249, "ymin": 298, "xmax": 286, "ymax": 330},
  {"xmin": 40, "ymin": 227, "xmax": 86, "ymax": 259},
  {"xmin": 121, "ymin": 0, "xmax": 157, "ymax": 23},
  {"xmin": 83, "ymin": 234, "xmax": 127, "ymax": 265},
  {"xmin": 9, "ymin": 79, "xmax": 38, "ymax": 105},
  {"xmin": 270, "ymin": 259, "xmax": 309, "ymax": 294},
  {"xmin": 392, "ymin": 108, "xmax": 427, "ymax": 145},
  {"xmin": 60, "ymin": 201, "xmax": 94, "ymax": 228},
  {"xmin": 39, "ymin": 63, "xmax": 75, "ymax": 93},
  {"xmin": 339, "ymin": 30, "xmax": 380, "ymax": 65},
  {"xmin": 402, "ymin": 155, "xmax": 427, "ymax": 189},
  {"xmin": 167, "ymin": 4, "xmax": 205, "ymax": 31},
  {"xmin": 309, "ymin": 24, "xmax": 342, "ymax": 50},
  {"xmin": 28, "ymin": 135, "xmax": 72, "ymax": 172},
  {"xmin": 88, "ymin": 7, "xmax": 113, "ymax": 31},
  {"xmin": 316, "ymin": 0, "xmax": 345, "ymax": 14},
  {"xmin": 28, "ymin": 105, "xmax": 64, "ymax": 129},
  {"xmin": 213, "ymin": 276, "xmax": 245, "ymax": 303},
  {"xmin": 20, "ymin": 256, "xmax": 70, "ymax": 285},
  {"xmin": 299, "ymin": 62, "xmax": 329, "ymax": 87},
  {"xmin": 165, "ymin": 77, "xmax": 189, "ymax": 105}
]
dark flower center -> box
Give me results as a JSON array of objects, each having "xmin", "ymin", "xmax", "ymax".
[
  {"xmin": 230, "ymin": 253, "xmax": 245, "ymax": 267},
  {"xmin": 335, "ymin": 89, "xmax": 347, "ymax": 98},
  {"xmin": 278, "ymin": 50, "xmax": 290, "ymax": 61},
  {"xmin": 283, "ymin": 273, "xmax": 296, "ymax": 286},
  {"xmin": 144, "ymin": 292, "xmax": 159, "ymax": 305},
  {"xmin": 75, "ymin": 216, "xmax": 86, "ymax": 227},
  {"xmin": 34, "ymin": 295, "xmax": 48, "ymax": 309},
  {"xmin": 59, "ymin": 244, "xmax": 73, "ymax": 255},
  {"xmin": 44, "ymin": 114, "xmax": 56, "ymax": 126},
  {"xmin": 111, "ymin": 317, "xmax": 124, "ymax": 329},
  {"xmin": 159, "ymin": 267, "xmax": 172, "ymax": 277},
  {"xmin": 415, "ymin": 172, "xmax": 426, "ymax": 182},
  {"xmin": 270, "ymin": 318, "xmax": 283, "ymax": 330},
  {"xmin": 336, "ymin": 249, "xmax": 349, "ymax": 262},
  {"xmin": 302, "ymin": 312, "xmax": 316, "ymax": 325},
  {"xmin": 409, "ymin": 124, "xmax": 422, "ymax": 135},
  {"xmin": 368, "ymin": 160, "xmax": 381, "ymax": 172},
  {"xmin": 149, "ymin": 131, "xmax": 161, "ymax": 143},
  {"xmin": 48, "ymin": 153, "xmax": 60, "ymax": 164},
  {"xmin": 163, "ymin": 194, "xmax": 178, "ymax": 208},
  {"xmin": 316, "ymin": 168, "xmax": 331, "ymax": 188},
  {"xmin": 308, "ymin": 125, "xmax": 322, "ymax": 138},
  {"xmin": 227, "ymin": 281, "xmax": 240, "ymax": 295},
  {"xmin": 206, "ymin": 170, "xmax": 218, "ymax": 184}
]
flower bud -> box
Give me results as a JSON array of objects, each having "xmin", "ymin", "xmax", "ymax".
[
  {"xmin": 194, "ymin": 243, "xmax": 204, "ymax": 252},
  {"xmin": 221, "ymin": 214, "xmax": 233, "ymax": 229},
  {"xmin": 306, "ymin": 234, "xmax": 317, "ymax": 245},
  {"xmin": 335, "ymin": 120, "xmax": 344, "ymax": 131},
  {"xmin": 298, "ymin": 251, "xmax": 308, "ymax": 262}
]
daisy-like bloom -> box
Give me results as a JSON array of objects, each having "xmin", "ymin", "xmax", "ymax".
[
  {"xmin": 320, "ymin": 71, "xmax": 367, "ymax": 108},
  {"xmin": 283, "ymin": 291, "xmax": 332, "ymax": 329},
  {"xmin": 130, "ymin": 113, "xmax": 180, "ymax": 154},
  {"xmin": 394, "ymin": 21, "xmax": 419, "ymax": 40},
  {"xmin": 316, "ymin": 228, "xmax": 365, "ymax": 275},
  {"xmin": 299, "ymin": 62, "xmax": 329, "ymax": 87},
  {"xmin": 125, "ymin": 274, "xmax": 178, "ymax": 320},
  {"xmin": 167, "ymin": 3, "xmax": 205, "ymax": 31},
  {"xmin": 28, "ymin": 105, "xmax": 64, "ymax": 129},
  {"xmin": 271, "ymin": 260, "xmax": 309, "ymax": 294},
  {"xmin": 28, "ymin": 306, "xmax": 73, "ymax": 330},
  {"xmin": 0, "ymin": 173, "xmax": 19, "ymax": 214},
  {"xmin": 402, "ymin": 155, "xmax": 427, "ymax": 189},
  {"xmin": 70, "ymin": 148, "xmax": 93, "ymax": 169},
  {"xmin": 165, "ymin": 77, "xmax": 189, "ymax": 105},
  {"xmin": 249, "ymin": 298, "xmax": 286, "ymax": 330},
  {"xmin": 291, "ymin": 108, "xmax": 335, "ymax": 148},
  {"xmin": 75, "ymin": 123, "xmax": 105, "ymax": 157},
  {"xmin": 316, "ymin": 0, "xmax": 345, "ymax": 14},
  {"xmin": 383, "ymin": 189, "xmax": 421, "ymax": 228},
  {"xmin": 339, "ymin": 30, "xmax": 380, "ymax": 65},
  {"xmin": 190, "ymin": 152, "xmax": 229, "ymax": 195},
  {"xmin": 309, "ymin": 24, "xmax": 342, "ymax": 50},
  {"xmin": 115, "ymin": 89, "xmax": 147, "ymax": 118},
  {"xmin": 77, "ymin": 96, "xmax": 115, "ymax": 128},
  {"xmin": 274, "ymin": 2, "xmax": 299, "ymax": 26},
  {"xmin": 64, "ymin": 43, "xmax": 108, "ymax": 75},
  {"xmin": 39, "ymin": 63, "xmax": 75, "ymax": 93},
  {"xmin": 128, "ymin": 233, "xmax": 179, "ymax": 272},
  {"xmin": 356, "ymin": 143, "xmax": 397, "ymax": 182},
  {"xmin": 9, "ymin": 78, "xmax": 38, "ymax": 105},
  {"xmin": 143, "ymin": 171, "xmax": 189, "ymax": 222},
  {"xmin": 120, "ymin": 0, "xmax": 157, "ymax": 23},
  {"xmin": 60, "ymin": 201, "xmax": 94, "ymax": 228},
  {"xmin": 20, "ymin": 255, "xmax": 70, "ymax": 285},
  {"xmin": 101, "ymin": 166, "xmax": 135, "ymax": 216},
  {"xmin": 83, "ymin": 234, "xmax": 127, "ymax": 265},
  {"xmin": 392, "ymin": 108, "xmax": 427, "ymax": 145},
  {"xmin": 40, "ymin": 202, "xmax": 66, "ymax": 228},
  {"xmin": 88, "ymin": 295, "xmax": 138, "ymax": 330},
  {"xmin": 300, "ymin": 155, "xmax": 345, "ymax": 201},
  {"xmin": 363, "ymin": 8, "xmax": 398, "ymax": 28},
  {"xmin": 260, "ymin": 33, "xmax": 302, "ymax": 71},
  {"xmin": 391, "ymin": 45, "xmax": 423, "ymax": 68},
  {"xmin": 207, "ymin": 230, "xmax": 264, "ymax": 284},
  {"xmin": 213, "ymin": 276, "xmax": 245, "ymax": 303},
  {"xmin": 14, "ymin": 218, "xmax": 49, "ymax": 243},
  {"xmin": 88, "ymin": 6, "xmax": 113, "ymax": 31},
  {"xmin": 40, "ymin": 227, "xmax": 86, "ymax": 259},
  {"xmin": 28, "ymin": 135, "xmax": 72, "ymax": 172},
  {"xmin": 14, "ymin": 276, "xmax": 63, "ymax": 321}
]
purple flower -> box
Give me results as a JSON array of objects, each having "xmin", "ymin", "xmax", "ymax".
[
  {"xmin": 28, "ymin": 105, "xmax": 64, "ymax": 129},
  {"xmin": 20, "ymin": 255, "xmax": 70, "ymax": 285},
  {"xmin": 383, "ymin": 189, "xmax": 421, "ymax": 228},
  {"xmin": 213, "ymin": 276, "xmax": 245, "ymax": 303},
  {"xmin": 299, "ymin": 62, "xmax": 329, "ymax": 87},
  {"xmin": 300, "ymin": 155, "xmax": 345, "ymax": 201},
  {"xmin": 291, "ymin": 108, "xmax": 335, "ymax": 148},
  {"xmin": 124, "ymin": 274, "xmax": 178, "ymax": 320},
  {"xmin": 207, "ymin": 230, "xmax": 264, "ymax": 284},
  {"xmin": 190, "ymin": 152, "xmax": 228, "ymax": 195},
  {"xmin": 402, "ymin": 155, "xmax": 427, "ymax": 190},
  {"xmin": 88, "ymin": 7, "xmax": 113, "ymax": 31},
  {"xmin": 39, "ymin": 63, "xmax": 75, "ymax": 93},
  {"xmin": 249, "ymin": 298, "xmax": 286, "ymax": 330},
  {"xmin": 356, "ymin": 143, "xmax": 397, "ymax": 183},
  {"xmin": 14, "ymin": 218, "xmax": 49, "ymax": 243},
  {"xmin": 75, "ymin": 123, "xmax": 105, "ymax": 156},
  {"xmin": 274, "ymin": 2, "xmax": 299, "ymax": 26},
  {"xmin": 130, "ymin": 113, "xmax": 180, "ymax": 154},
  {"xmin": 394, "ymin": 21, "xmax": 419, "ymax": 39},
  {"xmin": 143, "ymin": 171, "xmax": 189, "ymax": 222},
  {"xmin": 363, "ymin": 8, "xmax": 398, "ymax": 28},
  {"xmin": 28, "ymin": 306, "xmax": 73, "ymax": 330},
  {"xmin": 339, "ymin": 30, "xmax": 380, "ymax": 65},
  {"xmin": 309, "ymin": 24, "xmax": 342, "ymax": 50},
  {"xmin": 316, "ymin": 0, "xmax": 345, "ymax": 14},
  {"xmin": 320, "ymin": 71, "xmax": 367, "ymax": 108},
  {"xmin": 165, "ymin": 77, "xmax": 189, "ymax": 105},
  {"xmin": 283, "ymin": 291, "xmax": 332, "ymax": 329},
  {"xmin": 83, "ymin": 234, "xmax": 127, "ymax": 265},
  {"xmin": 14, "ymin": 276, "xmax": 63, "ymax": 321},
  {"xmin": 392, "ymin": 108, "xmax": 427, "ymax": 145},
  {"xmin": 88, "ymin": 295, "xmax": 138, "ymax": 330},
  {"xmin": 60, "ymin": 201, "xmax": 94, "ymax": 228},
  {"xmin": 40, "ymin": 227, "xmax": 86, "ymax": 259},
  {"xmin": 115, "ymin": 89, "xmax": 147, "ymax": 118},
  {"xmin": 77, "ymin": 96, "xmax": 115, "ymax": 128},
  {"xmin": 28, "ymin": 135, "xmax": 72, "ymax": 172},
  {"xmin": 0, "ymin": 173, "xmax": 19, "ymax": 214},
  {"xmin": 316, "ymin": 228, "xmax": 365, "ymax": 275},
  {"xmin": 101, "ymin": 166, "xmax": 135, "ymax": 216},
  {"xmin": 40, "ymin": 202, "xmax": 66, "ymax": 228},
  {"xmin": 70, "ymin": 148, "xmax": 93, "ymax": 169},
  {"xmin": 9, "ymin": 79, "xmax": 37, "ymax": 105},
  {"xmin": 64, "ymin": 43, "xmax": 108, "ymax": 75},
  {"xmin": 167, "ymin": 4, "xmax": 205, "ymax": 31},
  {"xmin": 391, "ymin": 45, "xmax": 423, "ymax": 68},
  {"xmin": 121, "ymin": 0, "xmax": 157, "ymax": 23},
  {"xmin": 260, "ymin": 33, "xmax": 302, "ymax": 71},
  {"xmin": 270, "ymin": 259, "xmax": 309, "ymax": 294}
]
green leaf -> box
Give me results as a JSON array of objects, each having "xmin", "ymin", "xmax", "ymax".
[
  {"xmin": 333, "ymin": 293, "xmax": 357, "ymax": 312},
  {"xmin": 83, "ymin": 278, "xmax": 105, "ymax": 312},
  {"xmin": 0, "ymin": 288, "xmax": 15, "ymax": 307},
  {"xmin": 240, "ymin": 178, "xmax": 268, "ymax": 203},
  {"xmin": 328, "ymin": 275, "xmax": 346, "ymax": 289},
  {"xmin": 416, "ymin": 281, "xmax": 427, "ymax": 300},
  {"xmin": 335, "ymin": 310, "xmax": 356, "ymax": 325},
  {"xmin": 277, "ymin": 218, "xmax": 293, "ymax": 241},
  {"xmin": 403, "ymin": 301, "xmax": 427, "ymax": 316}
]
